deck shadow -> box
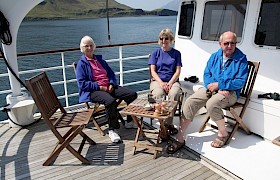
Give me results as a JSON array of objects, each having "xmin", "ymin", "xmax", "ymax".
[{"xmin": 85, "ymin": 143, "xmax": 125, "ymax": 166}]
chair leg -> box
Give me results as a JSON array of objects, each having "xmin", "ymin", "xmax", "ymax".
[
  {"xmin": 230, "ymin": 108, "xmax": 251, "ymax": 134},
  {"xmin": 118, "ymin": 112, "xmax": 126, "ymax": 126},
  {"xmin": 79, "ymin": 131, "xmax": 96, "ymax": 145},
  {"xmin": 199, "ymin": 114, "xmax": 210, "ymax": 133},
  {"xmin": 92, "ymin": 118, "xmax": 105, "ymax": 136},
  {"xmin": 43, "ymin": 126, "xmax": 90, "ymax": 166},
  {"xmin": 225, "ymin": 122, "xmax": 239, "ymax": 145}
]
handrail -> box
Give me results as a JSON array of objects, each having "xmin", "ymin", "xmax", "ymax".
[
  {"xmin": 0, "ymin": 41, "xmax": 157, "ymax": 58},
  {"xmin": 0, "ymin": 41, "xmax": 156, "ymax": 121}
]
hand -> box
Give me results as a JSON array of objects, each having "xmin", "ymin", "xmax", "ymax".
[
  {"xmin": 159, "ymin": 82, "xmax": 169, "ymax": 93},
  {"xmin": 207, "ymin": 82, "xmax": 219, "ymax": 92},
  {"xmin": 218, "ymin": 90, "xmax": 230, "ymax": 97},
  {"xmin": 166, "ymin": 82, "xmax": 173, "ymax": 93},
  {"xmin": 99, "ymin": 86, "xmax": 108, "ymax": 92},
  {"xmin": 159, "ymin": 82, "xmax": 166, "ymax": 88},
  {"xmin": 107, "ymin": 84, "xmax": 114, "ymax": 93}
]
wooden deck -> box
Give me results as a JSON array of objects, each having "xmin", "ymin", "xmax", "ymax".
[{"xmin": 0, "ymin": 118, "xmax": 240, "ymax": 180}]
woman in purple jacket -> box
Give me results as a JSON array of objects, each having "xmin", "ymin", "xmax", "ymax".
[{"xmin": 76, "ymin": 36, "xmax": 137, "ymax": 143}]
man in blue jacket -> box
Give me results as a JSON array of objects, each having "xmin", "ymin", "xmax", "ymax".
[
  {"xmin": 167, "ymin": 31, "xmax": 248, "ymax": 153},
  {"xmin": 76, "ymin": 36, "xmax": 137, "ymax": 143}
]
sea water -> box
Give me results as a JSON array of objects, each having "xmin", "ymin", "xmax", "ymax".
[{"xmin": 0, "ymin": 16, "xmax": 176, "ymax": 121}]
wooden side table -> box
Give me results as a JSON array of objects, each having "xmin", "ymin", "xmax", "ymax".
[{"xmin": 120, "ymin": 98, "xmax": 178, "ymax": 159}]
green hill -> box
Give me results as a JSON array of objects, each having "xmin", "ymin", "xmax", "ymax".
[{"xmin": 26, "ymin": 0, "xmax": 177, "ymax": 20}]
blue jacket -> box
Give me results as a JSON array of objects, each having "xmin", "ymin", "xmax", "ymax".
[
  {"xmin": 76, "ymin": 54, "xmax": 117, "ymax": 103},
  {"xmin": 204, "ymin": 48, "xmax": 248, "ymax": 98}
]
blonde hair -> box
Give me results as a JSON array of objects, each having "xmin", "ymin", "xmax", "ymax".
[
  {"xmin": 80, "ymin": 35, "xmax": 96, "ymax": 53},
  {"xmin": 158, "ymin": 28, "xmax": 175, "ymax": 44}
]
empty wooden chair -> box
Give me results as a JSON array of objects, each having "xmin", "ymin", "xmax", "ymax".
[
  {"xmin": 25, "ymin": 71, "xmax": 96, "ymax": 166},
  {"xmin": 73, "ymin": 62, "xmax": 126, "ymax": 136},
  {"xmin": 199, "ymin": 61, "xmax": 260, "ymax": 145}
]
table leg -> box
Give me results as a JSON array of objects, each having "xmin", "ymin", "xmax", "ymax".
[
  {"xmin": 131, "ymin": 116, "xmax": 146, "ymax": 138},
  {"xmin": 131, "ymin": 116, "xmax": 145, "ymax": 155},
  {"xmin": 158, "ymin": 118, "xmax": 168, "ymax": 140},
  {"xmin": 154, "ymin": 118, "xmax": 167, "ymax": 159}
]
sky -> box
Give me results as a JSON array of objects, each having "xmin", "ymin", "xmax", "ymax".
[{"xmin": 115, "ymin": 0, "xmax": 174, "ymax": 11}]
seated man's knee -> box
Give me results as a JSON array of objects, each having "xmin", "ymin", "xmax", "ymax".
[{"xmin": 205, "ymin": 100, "xmax": 219, "ymax": 115}]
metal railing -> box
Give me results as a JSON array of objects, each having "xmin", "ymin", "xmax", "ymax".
[{"xmin": 0, "ymin": 41, "xmax": 157, "ymax": 121}]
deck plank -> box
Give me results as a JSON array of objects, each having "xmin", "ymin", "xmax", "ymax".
[{"xmin": 0, "ymin": 119, "xmax": 240, "ymax": 180}]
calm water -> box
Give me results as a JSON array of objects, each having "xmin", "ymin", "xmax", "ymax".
[{"xmin": 0, "ymin": 16, "xmax": 177, "ymax": 121}]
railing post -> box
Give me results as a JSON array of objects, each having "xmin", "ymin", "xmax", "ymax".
[
  {"xmin": 61, "ymin": 52, "xmax": 69, "ymax": 107},
  {"xmin": 119, "ymin": 46, "xmax": 123, "ymax": 86}
]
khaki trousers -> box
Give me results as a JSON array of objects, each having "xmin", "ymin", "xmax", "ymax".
[
  {"xmin": 183, "ymin": 87, "xmax": 237, "ymax": 121},
  {"xmin": 150, "ymin": 81, "xmax": 182, "ymax": 125}
]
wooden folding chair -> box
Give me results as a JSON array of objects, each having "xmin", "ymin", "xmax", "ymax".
[
  {"xmin": 73, "ymin": 62, "xmax": 126, "ymax": 136},
  {"xmin": 199, "ymin": 61, "xmax": 260, "ymax": 145},
  {"xmin": 25, "ymin": 71, "xmax": 96, "ymax": 166}
]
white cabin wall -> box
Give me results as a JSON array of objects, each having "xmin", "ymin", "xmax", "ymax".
[
  {"xmin": 174, "ymin": 0, "xmax": 280, "ymax": 141},
  {"xmin": 175, "ymin": 0, "xmax": 218, "ymax": 83}
]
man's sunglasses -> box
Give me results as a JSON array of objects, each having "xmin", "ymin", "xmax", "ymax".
[{"xmin": 223, "ymin": 42, "xmax": 236, "ymax": 46}]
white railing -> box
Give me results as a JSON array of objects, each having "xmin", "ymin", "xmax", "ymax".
[{"xmin": 0, "ymin": 41, "xmax": 157, "ymax": 121}]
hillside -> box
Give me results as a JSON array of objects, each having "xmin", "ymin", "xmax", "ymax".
[
  {"xmin": 26, "ymin": 0, "xmax": 177, "ymax": 20},
  {"xmin": 161, "ymin": 0, "xmax": 180, "ymax": 11}
]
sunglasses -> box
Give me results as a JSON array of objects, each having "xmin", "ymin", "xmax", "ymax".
[
  {"xmin": 223, "ymin": 42, "xmax": 236, "ymax": 46},
  {"xmin": 159, "ymin": 37, "xmax": 169, "ymax": 41}
]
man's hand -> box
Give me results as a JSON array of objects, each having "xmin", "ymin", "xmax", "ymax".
[
  {"xmin": 218, "ymin": 90, "xmax": 230, "ymax": 97},
  {"xmin": 207, "ymin": 82, "xmax": 219, "ymax": 92}
]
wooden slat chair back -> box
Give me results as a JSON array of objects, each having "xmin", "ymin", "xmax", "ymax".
[
  {"xmin": 25, "ymin": 71, "xmax": 96, "ymax": 166},
  {"xmin": 199, "ymin": 61, "xmax": 260, "ymax": 145},
  {"xmin": 73, "ymin": 62, "xmax": 125, "ymax": 136}
]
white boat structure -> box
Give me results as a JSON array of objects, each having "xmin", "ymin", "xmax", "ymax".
[{"xmin": 0, "ymin": 0, "xmax": 280, "ymax": 180}]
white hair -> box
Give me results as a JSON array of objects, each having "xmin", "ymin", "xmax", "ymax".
[{"xmin": 80, "ymin": 35, "xmax": 96, "ymax": 53}]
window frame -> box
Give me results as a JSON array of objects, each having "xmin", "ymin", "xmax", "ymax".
[
  {"xmin": 201, "ymin": 0, "xmax": 248, "ymax": 43},
  {"xmin": 177, "ymin": 1, "xmax": 196, "ymax": 39},
  {"xmin": 254, "ymin": 0, "xmax": 280, "ymax": 49}
]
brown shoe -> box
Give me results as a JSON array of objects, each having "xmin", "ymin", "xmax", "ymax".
[{"xmin": 166, "ymin": 140, "xmax": 185, "ymax": 154}]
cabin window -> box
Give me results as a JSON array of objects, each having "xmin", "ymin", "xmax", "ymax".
[
  {"xmin": 255, "ymin": 0, "xmax": 280, "ymax": 47},
  {"xmin": 201, "ymin": 0, "xmax": 247, "ymax": 41},
  {"xmin": 178, "ymin": 1, "xmax": 195, "ymax": 37}
]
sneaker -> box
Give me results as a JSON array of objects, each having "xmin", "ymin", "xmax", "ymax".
[
  {"xmin": 125, "ymin": 121, "xmax": 143, "ymax": 129},
  {"xmin": 108, "ymin": 130, "xmax": 121, "ymax": 143}
]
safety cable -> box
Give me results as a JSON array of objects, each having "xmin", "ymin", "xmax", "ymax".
[
  {"xmin": 0, "ymin": 10, "xmax": 41, "ymax": 128},
  {"xmin": 0, "ymin": 11, "xmax": 28, "ymax": 89},
  {"xmin": 0, "ymin": 11, "xmax": 12, "ymax": 45}
]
